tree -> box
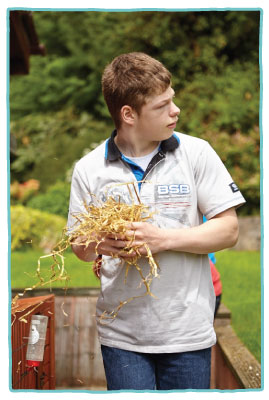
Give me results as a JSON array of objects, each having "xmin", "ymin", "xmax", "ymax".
[{"xmin": 10, "ymin": 10, "xmax": 261, "ymax": 214}]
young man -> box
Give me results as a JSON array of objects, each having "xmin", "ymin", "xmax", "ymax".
[{"xmin": 67, "ymin": 52, "xmax": 245, "ymax": 390}]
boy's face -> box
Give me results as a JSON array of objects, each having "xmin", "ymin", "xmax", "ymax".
[{"xmin": 133, "ymin": 86, "xmax": 180, "ymax": 142}]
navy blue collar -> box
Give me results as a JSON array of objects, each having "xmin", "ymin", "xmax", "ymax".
[{"xmin": 105, "ymin": 129, "xmax": 180, "ymax": 161}]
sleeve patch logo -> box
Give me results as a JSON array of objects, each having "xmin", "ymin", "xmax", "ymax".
[{"xmin": 229, "ymin": 182, "xmax": 239, "ymax": 193}]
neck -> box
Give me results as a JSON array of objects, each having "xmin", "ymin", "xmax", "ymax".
[{"xmin": 115, "ymin": 128, "xmax": 159, "ymax": 157}]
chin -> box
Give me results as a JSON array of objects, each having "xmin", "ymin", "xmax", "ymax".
[{"xmin": 162, "ymin": 130, "xmax": 174, "ymax": 139}]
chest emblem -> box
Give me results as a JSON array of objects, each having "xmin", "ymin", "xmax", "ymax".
[{"xmin": 156, "ymin": 184, "xmax": 190, "ymax": 197}]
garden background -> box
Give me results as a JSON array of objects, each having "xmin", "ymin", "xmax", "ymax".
[{"xmin": 9, "ymin": 10, "xmax": 261, "ymax": 363}]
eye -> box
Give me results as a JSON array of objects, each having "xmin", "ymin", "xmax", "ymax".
[{"xmin": 157, "ymin": 101, "xmax": 169, "ymax": 109}]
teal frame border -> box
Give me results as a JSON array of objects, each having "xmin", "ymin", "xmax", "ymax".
[
  {"xmin": 259, "ymin": 7, "xmax": 264, "ymax": 393},
  {"xmin": 7, "ymin": 5, "xmax": 12, "ymax": 394},
  {"xmin": 6, "ymin": 7, "xmax": 264, "ymax": 393}
]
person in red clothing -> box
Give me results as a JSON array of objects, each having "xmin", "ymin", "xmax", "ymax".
[
  {"xmin": 209, "ymin": 259, "xmax": 222, "ymax": 318},
  {"xmin": 93, "ymin": 254, "xmax": 102, "ymax": 279},
  {"xmin": 202, "ymin": 215, "xmax": 222, "ymax": 317}
]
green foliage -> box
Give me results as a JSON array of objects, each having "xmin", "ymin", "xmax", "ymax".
[
  {"xmin": 10, "ymin": 108, "xmax": 112, "ymax": 188},
  {"xmin": 175, "ymin": 59, "xmax": 260, "ymax": 215},
  {"xmin": 201, "ymin": 128, "xmax": 260, "ymax": 215},
  {"xmin": 177, "ymin": 62, "xmax": 260, "ymax": 136},
  {"xmin": 10, "ymin": 179, "xmax": 40, "ymax": 205},
  {"xmin": 11, "ymin": 205, "xmax": 66, "ymax": 252},
  {"xmin": 216, "ymin": 250, "xmax": 261, "ymax": 362},
  {"xmin": 10, "ymin": 11, "xmax": 260, "ymax": 121},
  {"xmin": 27, "ymin": 181, "xmax": 70, "ymax": 218},
  {"xmin": 9, "ymin": 10, "xmax": 261, "ymax": 214}
]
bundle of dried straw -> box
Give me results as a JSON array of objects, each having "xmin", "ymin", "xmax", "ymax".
[{"xmin": 12, "ymin": 182, "xmax": 160, "ymax": 324}]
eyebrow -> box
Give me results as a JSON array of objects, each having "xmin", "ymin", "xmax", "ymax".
[{"xmin": 154, "ymin": 90, "xmax": 175, "ymax": 108}]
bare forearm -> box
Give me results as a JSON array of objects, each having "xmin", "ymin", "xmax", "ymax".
[
  {"xmin": 123, "ymin": 207, "xmax": 239, "ymax": 257},
  {"xmin": 162, "ymin": 212, "xmax": 239, "ymax": 254}
]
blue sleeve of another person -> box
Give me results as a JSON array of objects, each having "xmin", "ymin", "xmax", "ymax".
[{"xmin": 203, "ymin": 216, "xmax": 216, "ymax": 264}]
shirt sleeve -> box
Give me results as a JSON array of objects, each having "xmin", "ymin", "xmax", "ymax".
[
  {"xmin": 195, "ymin": 142, "xmax": 246, "ymax": 219},
  {"xmin": 67, "ymin": 164, "xmax": 93, "ymax": 232}
]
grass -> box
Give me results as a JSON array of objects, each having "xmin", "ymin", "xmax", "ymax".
[
  {"xmin": 216, "ymin": 250, "xmax": 261, "ymax": 363},
  {"xmin": 10, "ymin": 249, "xmax": 100, "ymax": 289},
  {"xmin": 10, "ymin": 249, "xmax": 262, "ymax": 362}
]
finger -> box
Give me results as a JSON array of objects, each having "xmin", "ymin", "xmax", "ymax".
[
  {"xmin": 100, "ymin": 238, "xmax": 128, "ymax": 249},
  {"xmin": 96, "ymin": 245, "xmax": 127, "ymax": 257},
  {"xmin": 106, "ymin": 233, "xmax": 126, "ymax": 240},
  {"xmin": 112, "ymin": 239, "xmax": 129, "ymax": 249},
  {"xmin": 110, "ymin": 234, "xmax": 137, "ymax": 245},
  {"xmin": 121, "ymin": 243, "xmax": 148, "ymax": 256},
  {"xmin": 126, "ymin": 222, "xmax": 141, "ymax": 230},
  {"xmin": 118, "ymin": 250, "xmax": 137, "ymax": 258},
  {"xmin": 124, "ymin": 230, "xmax": 137, "ymax": 239}
]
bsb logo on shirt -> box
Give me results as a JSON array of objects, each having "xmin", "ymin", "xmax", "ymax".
[
  {"xmin": 154, "ymin": 184, "xmax": 191, "ymax": 223},
  {"xmin": 156, "ymin": 184, "xmax": 190, "ymax": 196}
]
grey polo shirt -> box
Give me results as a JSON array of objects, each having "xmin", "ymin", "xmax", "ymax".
[{"xmin": 67, "ymin": 131, "xmax": 245, "ymax": 353}]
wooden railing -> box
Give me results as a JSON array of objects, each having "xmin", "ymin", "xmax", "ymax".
[
  {"xmin": 211, "ymin": 303, "xmax": 261, "ymax": 389},
  {"xmin": 11, "ymin": 289, "xmax": 261, "ymax": 390}
]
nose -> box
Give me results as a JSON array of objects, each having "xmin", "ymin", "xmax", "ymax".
[{"xmin": 170, "ymin": 102, "xmax": 180, "ymax": 117}]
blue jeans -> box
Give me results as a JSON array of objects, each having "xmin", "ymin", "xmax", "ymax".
[{"xmin": 101, "ymin": 345, "xmax": 211, "ymax": 390}]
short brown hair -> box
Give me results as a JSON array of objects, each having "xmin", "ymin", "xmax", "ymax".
[{"xmin": 102, "ymin": 52, "xmax": 171, "ymax": 128}]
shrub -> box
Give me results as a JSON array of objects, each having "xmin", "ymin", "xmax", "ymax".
[
  {"xmin": 10, "ymin": 205, "xmax": 66, "ymax": 252},
  {"xmin": 178, "ymin": 63, "xmax": 259, "ymax": 136},
  {"xmin": 10, "ymin": 179, "xmax": 40, "ymax": 205},
  {"xmin": 27, "ymin": 181, "xmax": 70, "ymax": 218},
  {"xmin": 10, "ymin": 108, "xmax": 113, "ymax": 190}
]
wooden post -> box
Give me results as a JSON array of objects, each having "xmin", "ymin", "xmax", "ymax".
[{"xmin": 11, "ymin": 294, "xmax": 55, "ymax": 390}]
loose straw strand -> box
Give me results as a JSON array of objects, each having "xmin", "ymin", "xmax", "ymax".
[{"xmin": 11, "ymin": 181, "xmax": 159, "ymax": 325}]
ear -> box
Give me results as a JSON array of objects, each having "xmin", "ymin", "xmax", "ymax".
[{"xmin": 120, "ymin": 105, "xmax": 136, "ymax": 126}]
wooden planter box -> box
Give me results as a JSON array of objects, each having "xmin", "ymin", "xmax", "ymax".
[{"xmin": 11, "ymin": 294, "xmax": 55, "ymax": 390}]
